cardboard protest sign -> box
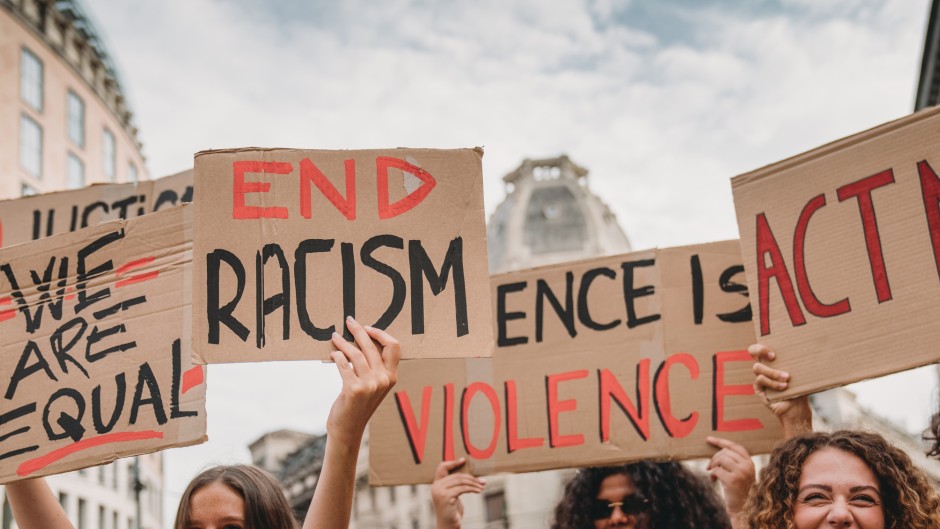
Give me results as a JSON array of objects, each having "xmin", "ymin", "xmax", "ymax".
[
  {"xmin": 369, "ymin": 241, "xmax": 781, "ymax": 484},
  {"xmin": 0, "ymin": 169, "xmax": 193, "ymax": 249},
  {"xmin": 0, "ymin": 206, "xmax": 206, "ymax": 483},
  {"xmin": 732, "ymin": 107, "xmax": 940, "ymax": 401},
  {"xmin": 192, "ymin": 148, "xmax": 493, "ymax": 363}
]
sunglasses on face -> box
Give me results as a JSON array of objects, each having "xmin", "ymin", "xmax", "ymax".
[{"xmin": 589, "ymin": 495, "xmax": 650, "ymax": 520}]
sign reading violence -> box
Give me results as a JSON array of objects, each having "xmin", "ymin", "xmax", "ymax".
[
  {"xmin": 192, "ymin": 148, "xmax": 493, "ymax": 363},
  {"xmin": 0, "ymin": 169, "xmax": 193, "ymax": 249},
  {"xmin": 0, "ymin": 206, "xmax": 206, "ymax": 483},
  {"xmin": 369, "ymin": 241, "xmax": 781, "ymax": 484},
  {"xmin": 732, "ymin": 107, "xmax": 940, "ymax": 401}
]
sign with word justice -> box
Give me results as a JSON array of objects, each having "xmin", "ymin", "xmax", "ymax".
[
  {"xmin": 0, "ymin": 206, "xmax": 206, "ymax": 483},
  {"xmin": 369, "ymin": 241, "xmax": 781, "ymax": 484},
  {"xmin": 0, "ymin": 169, "xmax": 193, "ymax": 249},
  {"xmin": 192, "ymin": 148, "xmax": 493, "ymax": 363},
  {"xmin": 732, "ymin": 107, "xmax": 940, "ymax": 401}
]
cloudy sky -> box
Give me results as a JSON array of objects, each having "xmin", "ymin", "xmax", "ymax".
[{"xmin": 79, "ymin": 0, "xmax": 937, "ymax": 517}]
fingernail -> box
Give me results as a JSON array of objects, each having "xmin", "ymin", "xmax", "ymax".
[
  {"xmin": 347, "ymin": 315, "xmax": 356, "ymax": 323},
  {"xmin": 782, "ymin": 373, "xmax": 789, "ymax": 381},
  {"xmin": 332, "ymin": 331, "xmax": 341, "ymax": 340},
  {"xmin": 364, "ymin": 325, "xmax": 374, "ymax": 331},
  {"xmin": 768, "ymin": 352, "xmax": 775, "ymax": 359}
]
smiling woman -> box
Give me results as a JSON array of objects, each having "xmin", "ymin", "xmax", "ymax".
[{"xmin": 744, "ymin": 431, "xmax": 940, "ymax": 529}]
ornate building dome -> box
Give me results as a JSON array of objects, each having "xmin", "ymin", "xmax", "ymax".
[{"xmin": 487, "ymin": 155, "xmax": 632, "ymax": 274}]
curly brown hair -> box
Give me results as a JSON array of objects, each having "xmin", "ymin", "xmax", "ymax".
[
  {"xmin": 550, "ymin": 461, "xmax": 732, "ymax": 529},
  {"xmin": 745, "ymin": 430, "xmax": 940, "ymax": 529},
  {"xmin": 174, "ymin": 465, "xmax": 299, "ymax": 529}
]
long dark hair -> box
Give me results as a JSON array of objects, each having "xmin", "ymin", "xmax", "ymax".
[
  {"xmin": 551, "ymin": 461, "xmax": 731, "ymax": 529},
  {"xmin": 174, "ymin": 465, "xmax": 298, "ymax": 529}
]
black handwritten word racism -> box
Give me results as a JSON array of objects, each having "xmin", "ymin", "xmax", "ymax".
[
  {"xmin": 206, "ymin": 235, "xmax": 468, "ymax": 346},
  {"xmin": 0, "ymin": 229, "xmax": 198, "ymax": 463}
]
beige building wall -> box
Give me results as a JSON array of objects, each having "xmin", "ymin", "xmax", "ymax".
[
  {"xmin": 0, "ymin": 0, "xmax": 149, "ymax": 201},
  {"xmin": 0, "ymin": 2, "xmax": 162, "ymax": 529}
]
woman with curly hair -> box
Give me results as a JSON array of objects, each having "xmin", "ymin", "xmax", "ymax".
[
  {"xmin": 431, "ymin": 455, "xmax": 750, "ymax": 529},
  {"xmin": 744, "ymin": 430, "xmax": 940, "ymax": 529},
  {"xmin": 550, "ymin": 461, "xmax": 736, "ymax": 529}
]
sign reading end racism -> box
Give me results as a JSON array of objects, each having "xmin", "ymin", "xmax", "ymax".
[
  {"xmin": 732, "ymin": 107, "xmax": 940, "ymax": 401},
  {"xmin": 192, "ymin": 148, "xmax": 493, "ymax": 363},
  {"xmin": 369, "ymin": 241, "xmax": 781, "ymax": 484},
  {"xmin": 0, "ymin": 206, "xmax": 206, "ymax": 483}
]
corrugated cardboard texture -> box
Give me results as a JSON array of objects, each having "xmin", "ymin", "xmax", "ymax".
[
  {"xmin": 192, "ymin": 148, "xmax": 493, "ymax": 363},
  {"xmin": 732, "ymin": 107, "xmax": 940, "ymax": 402},
  {"xmin": 0, "ymin": 206, "xmax": 206, "ymax": 483},
  {"xmin": 369, "ymin": 241, "xmax": 781, "ymax": 484},
  {"xmin": 0, "ymin": 169, "xmax": 193, "ymax": 249}
]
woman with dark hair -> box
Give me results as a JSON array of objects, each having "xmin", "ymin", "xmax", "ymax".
[
  {"xmin": 432, "ymin": 450, "xmax": 754, "ymax": 529},
  {"xmin": 550, "ymin": 461, "xmax": 735, "ymax": 529},
  {"xmin": 174, "ymin": 465, "xmax": 299, "ymax": 529},
  {"xmin": 744, "ymin": 430, "xmax": 940, "ymax": 529},
  {"xmin": 7, "ymin": 317, "xmax": 399, "ymax": 529}
]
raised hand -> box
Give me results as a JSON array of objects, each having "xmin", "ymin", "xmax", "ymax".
[
  {"xmin": 431, "ymin": 459, "xmax": 485, "ymax": 529},
  {"xmin": 327, "ymin": 316, "xmax": 401, "ymax": 446},
  {"xmin": 706, "ymin": 436, "xmax": 755, "ymax": 528},
  {"xmin": 748, "ymin": 343, "xmax": 812, "ymax": 438}
]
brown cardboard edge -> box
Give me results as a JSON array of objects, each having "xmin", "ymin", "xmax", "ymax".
[{"xmin": 195, "ymin": 146, "xmax": 486, "ymax": 158}]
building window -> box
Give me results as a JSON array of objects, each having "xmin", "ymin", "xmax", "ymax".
[
  {"xmin": 68, "ymin": 90, "xmax": 85, "ymax": 147},
  {"xmin": 484, "ymin": 490, "xmax": 507, "ymax": 526},
  {"xmin": 2, "ymin": 497, "xmax": 12, "ymax": 529},
  {"xmin": 103, "ymin": 128, "xmax": 116, "ymax": 181},
  {"xmin": 21, "ymin": 182, "xmax": 38, "ymax": 196},
  {"xmin": 98, "ymin": 506, "xmax": 106, "ymax": 529},
  {"xmin": 20, "ymin": 47, "xmax": 43, "ymax": 111},
  {"xmin": 128, "ymin": 162, "xmax": 138, "ymax": 183},
  {"xmin": 112, "ymin": 512, "xmax": 118, "ymax": 529},
  {"xmin": 68, "ymin": 152, "xmax": 85, "ymax": 189},
  {"xmin": 78, "ymin": 498, "xmax": 87, "ymax": 529},
  {"xmin": 20, "ymin": 114, "xmax": 42, "ymax": 178}
]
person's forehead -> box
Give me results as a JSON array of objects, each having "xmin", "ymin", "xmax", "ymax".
[
  {"xmin": 799, "ymin": 447, "xmax": 879, "ymax": 488},
  {"xmin": 596, "ymin": 473, "xmax": 637, "ymax": 499}
]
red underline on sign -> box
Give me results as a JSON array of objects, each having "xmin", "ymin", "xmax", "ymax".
[
  {"xmin": 17, "ymin": 430, "xmax": 164, "ymax": 477},
  {"xmin": 115, "ymin": 257, "xmax": 159, "ymax": 288}
]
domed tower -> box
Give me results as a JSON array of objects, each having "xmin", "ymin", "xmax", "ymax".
[{"xmin": 487, "ymin": 155, "xmax": 632, "ymax": 274}]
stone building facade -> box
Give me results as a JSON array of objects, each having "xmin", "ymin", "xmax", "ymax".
[
  {"xmin": 0, "ymin": 0, "xmax": 148, "ymax": 200},
  {"xmin": 0, "ymin": 2, "xmax": 160, "ymax": 529}
]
